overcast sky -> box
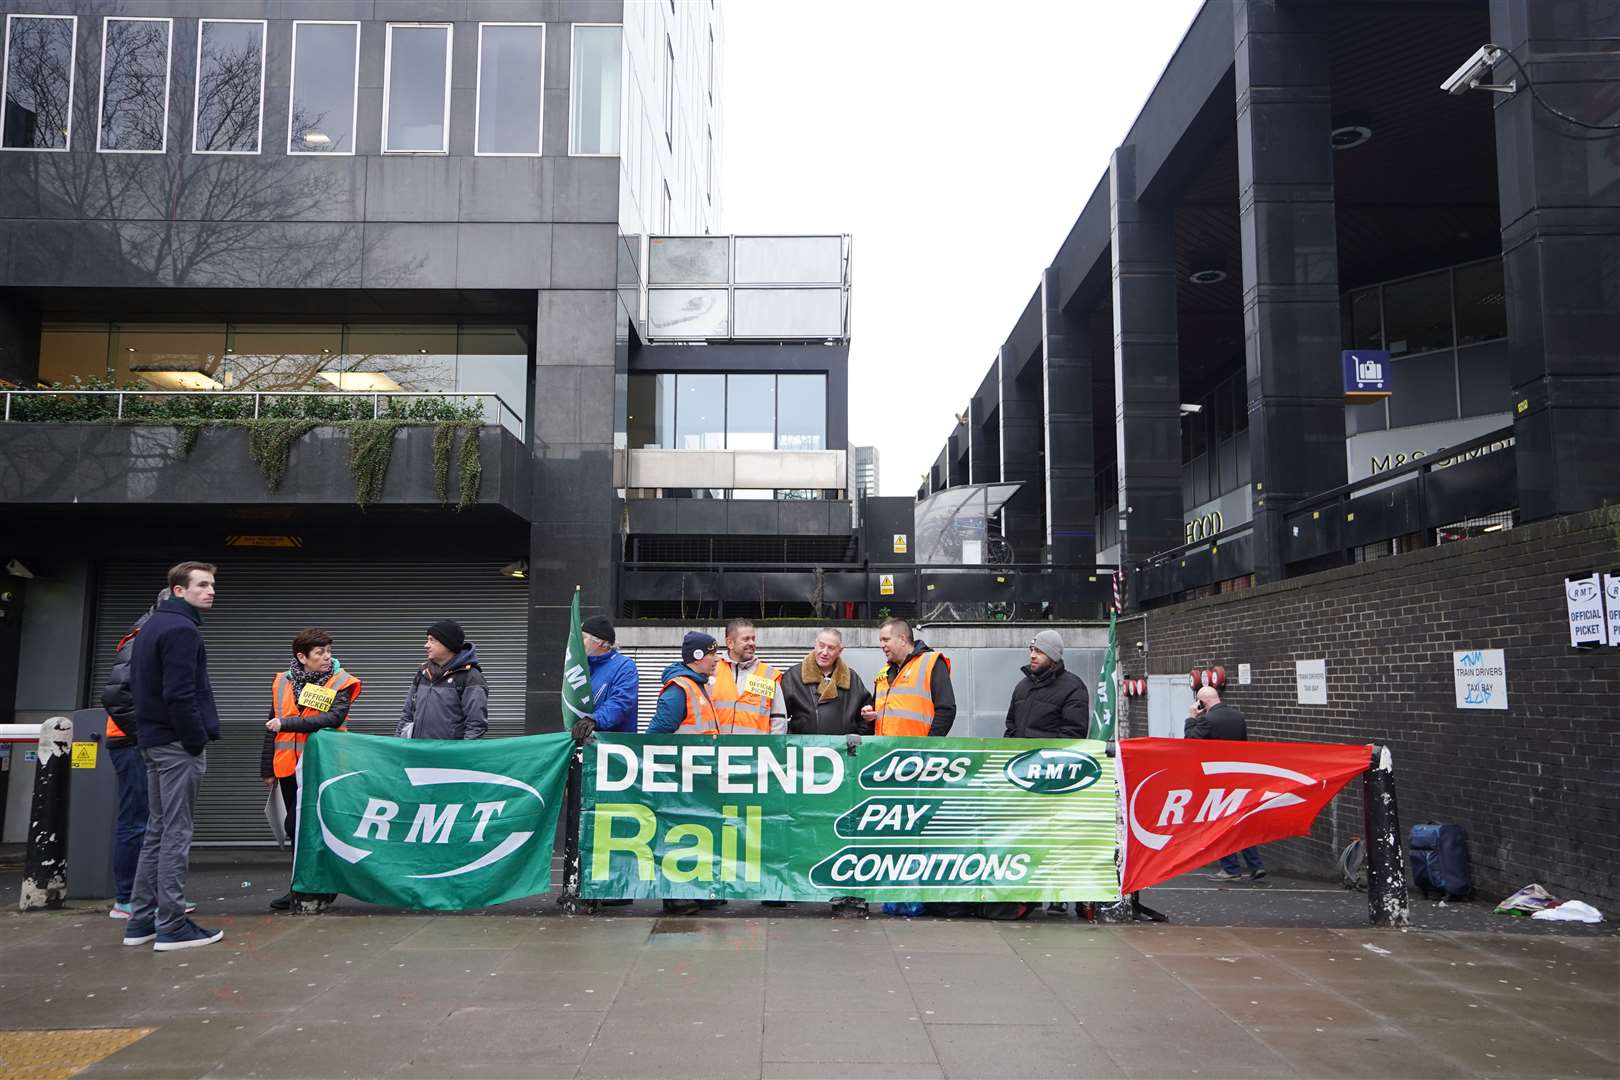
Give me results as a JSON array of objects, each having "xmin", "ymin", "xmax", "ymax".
[{"xmin": 720, "ymin": 0, "xmax": 1205, "ymax": 496}]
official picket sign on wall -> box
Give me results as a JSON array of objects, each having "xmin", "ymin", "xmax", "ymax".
[
  {"xmin": 579, "ymin": 734, "xmax": 1121, "ymax": 903},
  {"xmin": 1565, "ymin": 573, "xmax": 1608, "ymax": 647}
]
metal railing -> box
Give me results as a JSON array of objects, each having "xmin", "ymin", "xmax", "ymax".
[{"xmin": 1, "ymin": 389, "xmax": 524, "ymax": 440}]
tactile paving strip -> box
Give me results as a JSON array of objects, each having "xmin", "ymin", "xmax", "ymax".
[{"xmin": 0, "ymin": 1027, "xmax": 154, "ymax": 1078}]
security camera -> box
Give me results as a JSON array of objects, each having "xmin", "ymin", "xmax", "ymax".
[
  {"xmin": 5, "ymin": 559, "xmax": 34, "ymax": 579},
  {"xmin": 1441, "ymin": 46, "xmax": 1502, "ymax": 95}
]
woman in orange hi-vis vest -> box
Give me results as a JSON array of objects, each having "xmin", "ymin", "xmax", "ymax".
[
  {"xmin": 863, "ymin": 617, "xmax": 956, "ymax": 737},
  {"xmin": 260, "ymin": 628, "xmax": 360, "ymax": 914}
]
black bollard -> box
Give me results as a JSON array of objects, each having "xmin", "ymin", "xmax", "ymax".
[
  {"xmin": 20, "ymin": 716, "xmax": 73, "ymax": 911},
  {"xmin": 556, "ymin": 740, "xmax": 588, "ymax": 915},
  {"xmin": 1363, "ymin": 743, "xmax": 1409, "ymax": 927}
]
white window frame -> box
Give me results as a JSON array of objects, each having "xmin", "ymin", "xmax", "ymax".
[
  {"xmin": 191, "ymin": 17, "xmax": 266, "ymax": 156},
  {"xmin": 1, "ymin": 13, "xmax": 78, "ymax": 153},
  {"xmin": 707, "ymin": 27, "xmax": 714, "ymax": 104},
  {"xmin": 287, "ymin": 19, "xmax": 360, "ymax": 157},
  {"xmin": 97, "ymin": 16, "xmax": 172, "ymax": 155},
  {"xmin": 381, "ymin": 22, "xmax": 453, "ymax": 155},
  {"xmin": 663, "ymin": 33, "xmax": 674, "ymax": 150},
  {"xmin": 568, "ymin": 22, "xmax": 624, "ymax": 158},
  {"xmin": 473, "ymin": 21, "xmax": 543, "ymax": 158}
]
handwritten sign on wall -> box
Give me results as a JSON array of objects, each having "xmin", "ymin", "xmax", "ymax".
[{"xmin": 1453, "ymin": 649, "xmax": 1508, "ymax": 711}]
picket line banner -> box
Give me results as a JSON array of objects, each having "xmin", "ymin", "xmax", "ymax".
[
  {"xmin": 580, "ymin": 734, "xmax": 1121, "ymax": 903},
  {"xmin": 294, "ymin": 730, "xmax": 573, "ymax": 911}
]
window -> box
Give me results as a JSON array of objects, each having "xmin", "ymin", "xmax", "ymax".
[
  {"xmin": 569, "ymin": 24, "xmax": 621, "ymax": 155},
  {"xmin": 706, "ymin": 125, "xmax": 713, "ymax": 203},
  {"xmin": 193, "ymin": 19, "xmax": 265, "ymax": 154},
  {"xmin": 383, "ymin": 23, "xmax": 451, "ymax": 154},
  {"xmin": 1454, "ymin": 259, "xmax": 1507, "ymax": 346},
  {"xmin": 776, "ymin": 374, "xmax": 827, "ymax": 451},
  {"xmin": 288, "ymin": 21, "xmax": 359, "ymax": 155},
  {"xmin": 627, "ymin": 373, "xmax": 678, "ymax": 449},
  {"xmin": 726, "ymin": 374, "xmax": 775, "ymax": 450},
  {"xmin": 1382, "ymin": 269, "xmax": 1452, "ymax": 357},
  {"xmin": 663, "ymin": 33, "xmax": 674, "ymax": 149},
  {"xmin": 707, "ymin": 27, "xmax": 714, "ymax": 102},
  {"xmin": 674, "ymin": 373, "xmax": 725, "ymax": 449},
  {"xmin": 1, "ymin": 14, "xmax": 76, "ymax": 150},
  {"xmin": 662, "ymin": 181, "xmax": 672, "ymax": 233},
  {"xmin": 475, "ymin": 23, "xmax": 543, "ymax": 156},
  {"xmin": 98, "ymin": 17, "xmax": 171, "ymax": 153}
]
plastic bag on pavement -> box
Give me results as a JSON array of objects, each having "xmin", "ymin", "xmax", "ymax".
[
  {"xmin": 1494, "ymin": 883, "xmax": 1557, "ymax": 915},
  {"xmin": 1531, "ymin": 901, "xmax": 1603, "ymax": 923}
]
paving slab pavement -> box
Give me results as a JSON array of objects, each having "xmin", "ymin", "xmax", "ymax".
[{"xmin": 2, "ymin": 847, "xmax": 1615, "ymax": 1078}]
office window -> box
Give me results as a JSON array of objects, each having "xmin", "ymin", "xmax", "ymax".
[
  {"xmin": 476, "ymin": 23, "xmax": 543, "ymax": 156},
  {"xmin": 776, "ymin": 374, "xmax": 827, "ymax": 451},
  {"xmin": 98, "ymin": 17, "xmax": 171, "ymax": 153},
  {"xmin": 674, "ymin": 373, "xmax": 725, "ymax": 449},
  {"xmin": 726, "ymin": 374, "xmax": 775, "ymax": 450},
  {"xmin": 1343, "ymin": 286, "xmax": 1383, "ymax": 349},
  {"xmin": 193, "ymin": 19, "xmax": 265, "ymax": 154},
  {"xmin": 627, "ymin": 373, "xmax": 677, "ymax": 449},
  {"xmin": 1454, "ymin": 259, "xmax": 1507, "ymax": 346},
  {"xmin": 663, "ymin": 34, "xmax": 674, "ymax": 149},
  {"xmin": 37, "ymin": 324, "xmax": 111, "ymax": 384},
  {"xmin": 383, "ymin": 24, "xmax": 451, "ymax": 153},
  {"xmin": 570, "ymin": 24, "xmax": 621, "ymax": 155},
  {"xmin": 1382, "ymin": 269, "xmax": 1452, "ymax": 357},
  {"xmin": 289, "ymin": 21, "xmax": 359, "ymax": 154},
  {"xmin": 2, "ymin": 14, "xmax": 76, "ymax": 150}
]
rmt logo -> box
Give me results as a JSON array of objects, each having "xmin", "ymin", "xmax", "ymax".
[{"xmin": 1128, "ymin": 760, "xmax": 1313, "ymax": 851}]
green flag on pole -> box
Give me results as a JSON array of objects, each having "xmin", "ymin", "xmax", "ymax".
[
  {"xmin": 562, "ymin": 587, "xmax": 596, "ymax": 724},
  {"xmin": 1089, "ymin": 609, "xmax": 1118, "ymax": 740}
]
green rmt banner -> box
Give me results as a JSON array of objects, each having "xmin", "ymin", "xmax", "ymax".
[
  {"xmin": 561, "ymin": 586, "xmax": 596, "ymax": 725},
  {"xmin": 1090, "ymin": 609, "xmax": 1119, "ymax": 741}
]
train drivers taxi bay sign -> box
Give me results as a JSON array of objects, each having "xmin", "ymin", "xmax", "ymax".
[
  {"xmin": 293, "ymin": 731, "xmax": 572, "ymax": 911},
  {"xmin": 579, "ymin": 735, "xmax": 1120, "ymax": 903}
]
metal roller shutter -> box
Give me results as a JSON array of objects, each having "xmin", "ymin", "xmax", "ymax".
[{"xmin": 90, "ymin": 559, "xmax": 529, "ymax": 844}]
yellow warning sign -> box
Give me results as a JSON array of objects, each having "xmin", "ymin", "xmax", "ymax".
[
  {"xmin": 892, "ymin": 534, "xmax": 908, "ymax": 555},
  {"xmin": 879, "ymin": 574, "xmax": 895, "ymax": 596},
  {"xmin": 70, "ymin": 742, "xmax": 98, "ymax": 769}
]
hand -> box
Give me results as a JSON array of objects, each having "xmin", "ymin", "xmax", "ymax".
[
  {"xmin": 860, "ymin": 706, "xmax": 877, "ymax": 722},
  {"xmin": 266, "ymin": 717, "xmax": 282, "ymax": 733},
  {"xmin": 571, "ymin": 716, "xmax": 596, "ymax": 744},
  {"xmin": 262, "ymin": 776, "xmax": 276, "ymax": 787},
  {"xmin": 1186, "ymin": 702, "xmax": 1204, "ymax": 720}
]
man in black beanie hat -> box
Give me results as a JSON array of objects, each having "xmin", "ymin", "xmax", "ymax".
[
  {"xmin": 396, "ymin": 620, "xmax": 488, "ymax": 740},
  {"xmin": 581, "ymin": 615, "xmax": 639, "ymax": 734}
]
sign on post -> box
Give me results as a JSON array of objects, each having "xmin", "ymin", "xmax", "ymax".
[
  {"xmin": 1295, "ymin": 659, "xmax": 1327, "ymax": 705},
  {"xmin": 1604, "ymin": 574, "xmax": 1620, "ymax": 648},
  {"xmin": 1452, "ymin": 649, "xmax": 1508, "ymax": 710},
  {"xmin": 1565, "ymin": 574, "xmax": 1607, "ymax": 647},
  {"xmin": 1342, "ymin": 350, "xmax": 1391, "ymax": 400}
]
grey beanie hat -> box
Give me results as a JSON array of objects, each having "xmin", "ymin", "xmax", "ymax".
[{"xmin": 1031, "ymin": 629, "xmax": 1064, "ymax": 664}]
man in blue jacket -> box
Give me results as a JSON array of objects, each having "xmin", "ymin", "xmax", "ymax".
[
  {"xmin": 122, "ymin": 561, "xmax": 225, "ymax": 952},
  {"xmin": 581, "ymin": 616, "xmax": 638, "ymax": 733}
]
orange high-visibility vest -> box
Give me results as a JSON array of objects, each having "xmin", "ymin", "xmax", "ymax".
[
  {"xmin": 872, "ymin": 651, "xmax": 949, "ymax": 737},
  {"xmin": 709, "ymin": 658, "xmax": 779, "ymax": 734},
  {"xmin": 665, "ymin": 674, "xmax": 720, "ymax": 736},
  {"xmin": 271, "ymin": 670, "xmax": 361, "ymax": 777}
]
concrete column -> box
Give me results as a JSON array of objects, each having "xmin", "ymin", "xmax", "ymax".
[
  {"xmin": 1109, "ymin": 144, "xmax": 1183, "ymax": 565},
  {"xmin": 946, "ymin": 421, "xmax": 969, "ymax": 487},
  {"xmin": 1490, "ymin": 0, "xmax": 1620, "ymax": 521},
  {"xmin": 968, "ymin": 363, "xmax": 999, "ymax": 485},
  {"xmin": 527, "ymin": 289, "xmax": 621, "ymax": 732},
  {"xmin": 1041, "ymin": 267, "xmax": 1096, "ymax": 566},
  {"xmin": 998, "ymin": 344, "xmax": 1046, "ymax": 562},
  {"xmin": 1234, "ymin": 0, "xmax": 1349, "ymax": 582}
]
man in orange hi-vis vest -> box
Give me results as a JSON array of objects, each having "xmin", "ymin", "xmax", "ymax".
[
  {"xmin": 710, "ymin": 618, "xmax": 787, "ymax": 735},
  {"xmin": 259, "ymin": 628, "xmax": 360, "ymax": 914},
  {"xmin": 861, "ymin": 617, "xmax": 956, "ymax": 737}
]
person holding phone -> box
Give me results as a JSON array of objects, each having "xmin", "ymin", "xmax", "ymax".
[{"xmin": 1185, "ymin": 686, "xmax": 1266, "ymax": 881}]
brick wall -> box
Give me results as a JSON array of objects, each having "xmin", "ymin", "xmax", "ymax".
[{"xmin": 1119, "ymin": 506, "xmax": 1620, "ymax": 907}]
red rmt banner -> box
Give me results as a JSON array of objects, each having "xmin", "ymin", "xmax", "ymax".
[{"xmin": 1118, "ymin": 738, "xmax": 1372, "ymax": 893}]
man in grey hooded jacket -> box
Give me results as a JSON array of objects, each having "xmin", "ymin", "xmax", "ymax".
[{"xmin": 396, "ymin": 620, "xmax": 488, "ymax": 740}]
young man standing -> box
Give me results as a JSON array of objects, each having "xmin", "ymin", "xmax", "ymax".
[
  {"xmin": 862, "ymin": 618, "xmax": 955, "ymax": 737},
  {"xmin": 261, "ymin": 628, "xmax": 361, "ymax": 913},
  {"xmin": 710, "ymin": 618, "xmax": 787, "ymax": 735},
  {"xmin": 122, "ymin": 562, "xmax": 224, "ymax": 952},
  {"xmin": 396, "ymin": 620, "xmax": 488, "ymax": 740}
]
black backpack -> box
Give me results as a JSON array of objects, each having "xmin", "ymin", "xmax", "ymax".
[{"xmin": 1409, "ymin": 822, "xmax": 1474, "ymax": 900}]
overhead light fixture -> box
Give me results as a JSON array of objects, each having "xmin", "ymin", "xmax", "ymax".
[
  {"xmin": 126, "ymin": 346, "xmax": 137, "ymax": 353},
  {"xmin": 1330, "ymin": 124, "xmax": 1373, "ymax": 150},
  {"xmin": 318, "ymin": 371, "xmax": 402, "ymax": 392},
  {"xmin": 1188, "ymin": 269, "xmax": 1227, "ymax": 285},
  {"xmin": 1179, "ymin": 403, "xmax": 1203, "ymax": 416},
  {"xmin": 1187, "ymin": 247, "xmax": 1227, "ymax": 285},
  {"xmin": 418, "ymin": 348, "xmax": 429, "ymax": 354},
  {"xmin": 499, "ymin": 559, "xmax": 528, "ymax": 579},
  {"xmin": 303, "ymin": 132, "xmax": 331, "ymax": 146},
  {"xmin": 130, "ymin": 367, "xmax": 225, "ymax": 391}
]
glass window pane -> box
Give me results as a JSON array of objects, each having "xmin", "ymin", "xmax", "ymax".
[
  {"xmin": 227, "ymin": 325, "xmax": 342, "ymax": 390},
  {"xmin": 3, "ymin": 15, "xmax": 76, "ymax": 149},
  {"xmin": 385, "ymin": 25, "xmax": 450, "ymax": 153},
  {"xmin": 1382, "ymin": 270, "xmax": 1452, "ymax": 357},
  {"xmin": 570, "ymin": 25, "xmax": 621, "ymax": 155},
  {"xmin": 113, "ymin": 325, "xmax": 229, "ymax": 390},
  {"xmin": 341, "ymin": 326, "xmax": 457, "ymax": 393},
  {"xmin": 456, "ymin": 326, "xmax": 528, "ymax": 433},
  {"xmin": 1454, "ymin": 260, "xmax": 1507, "ymax": 346},
  {"xmin": 725, "ymin": 374, "xmax": 774, "ymax": 450},
  {"xmin": 38, "ymin": 324, "xmax": 110, "ymax": 385},
  {"xmin": 775, "ymin": 374, "xmax": 825, "ymax": 451},
  {"xmin": 476, "ymin": 23, "xmax": 542, "ymax": 155},
  {"xmin": 193, "ymin": 20, "xmax": 264, "ymax": 153},
  {"xmin": 648, "ymin": 236, "xmax": 729, "ymax": 284},
  {"xmin": 1387, "ymin": 351, "xmax": 1459, "ymax": 428},
  {"xmin": 732, "ymin": 288, "xmax": 843, "ymax": 338},
  {"xmin": 1345, "ymin": 287, "xmax": 1382, "ymax": 349},
  {"xmin": 99, "ymin": 18, "xmax": 170, "ymax": 152},
  {"xmin": 290, "ymin": 21, "xmax": 358, "ymax": 154},
  {"xmin": 648, "ymin": 288, "xmax": 728, "ymax": 338},
  {"xmin": 674, "ymin": 373, "xmax": 723, "ymax": 449},
  {"xmin": 627, "ymin": 373, "xmax": 666, "ymax": 449}
]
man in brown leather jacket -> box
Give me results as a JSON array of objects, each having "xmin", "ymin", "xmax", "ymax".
[{"xmin": 782, "ymin": 628, "xmax": 872, "ymax": 736}]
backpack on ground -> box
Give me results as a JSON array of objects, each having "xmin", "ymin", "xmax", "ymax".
[
  {"xmin": 974, "ymin": 902, "xmax": 1034, "ymax": 921},
  {"xmin": 1409, "ymin": 822, "xmax": 1473, "ymax": 900}
]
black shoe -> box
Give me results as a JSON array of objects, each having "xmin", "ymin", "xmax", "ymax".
[
  {"xmin": 1046, "ymin": 903, "xmax": 1069, "ymax": 915},
  {"xmin": 598, "ymin": 899, "xmax": 633, "ymax": 907},
  {"xmin": 1250, "ymin": 868, "xmax": 1267, "ymax": 881},
  {"xmin": 761, "ymin": 900, "xmax": 788, "ymax": 908},
  {"xmin": 662, "ymin": 899, "xmax": 701, "ymax": 915},
  {"xmin": 269, "ymin": 892, "xmax": 294, "ymax": 912}
]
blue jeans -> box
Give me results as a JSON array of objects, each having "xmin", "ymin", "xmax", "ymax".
[
  {"xmin": 1221, "ymin": 847, "xmax": 1264, "ymax": 875},
  {"xmin": 110, "ymin": 745, "xmax": 148, "ymax": 903}
]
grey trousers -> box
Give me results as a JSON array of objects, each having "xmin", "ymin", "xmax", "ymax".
[{"xmin": 130, "ymin": 743, "xmax": 206, "ymax": 933}]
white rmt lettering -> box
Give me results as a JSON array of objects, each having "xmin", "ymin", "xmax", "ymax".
[
  {"xmin": 469, "ymin": 801, "xmax": 507, "ymax": 843},
  {"xmin": 405, "ymin": 803, "xmax": 461, "ymax": 844},
  {"xmin": 355, "ymin": 798, "xmax": 399, "ymax": 840},
  {"xmin": 1194, "ymin": 788, "xmax": 1249, "ymax": 823},
  {"xmin": 1157, "ymin": 789, "xmax": 1192, "ymax": 826}
]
